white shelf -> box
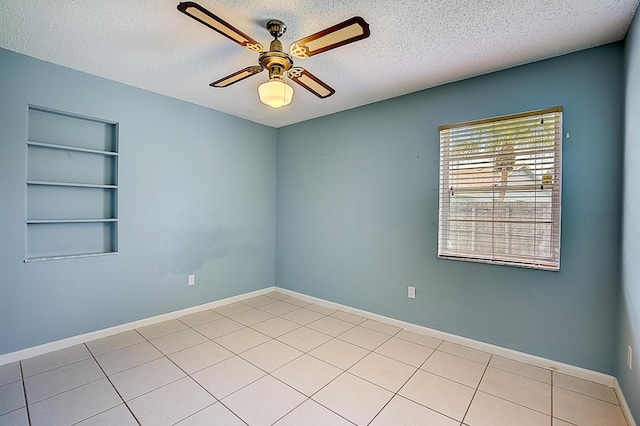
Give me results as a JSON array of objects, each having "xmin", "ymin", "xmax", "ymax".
[
  {"xmin": 25, "ymin": 252, "xmax": 119, "ymax": 263},
  {"xmin": 26, "ymin": 219, "xmax": 118, "ymax": 224},
  {"xmin": 26, "ymin": 181, "xmax": 118, "ymax": 189},
  {"xmin": 27, "ymin": 141, "xmax": 118, "ymax": 156}
]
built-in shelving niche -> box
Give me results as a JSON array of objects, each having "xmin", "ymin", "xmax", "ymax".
[{"xmin": 25, "ymin": 106, "xmax": 118, "ymax": 262}]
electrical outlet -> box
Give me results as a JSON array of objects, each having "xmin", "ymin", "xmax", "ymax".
[
  {"xmin": 188, "ymin": 274, "xmax": 195, "ymax": 286},
  {"xmin": 629, "ymin": 345, "xmax": 633, "ymax": 370},
  {"xmin": 408, "ymin": 286, "xmax": 415, "ymax": 299}
]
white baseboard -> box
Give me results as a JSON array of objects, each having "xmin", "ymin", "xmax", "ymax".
[
  {"xmin": 0, "ymin": 285, "xmax": 635, "ymax": 425},
  {"xmin": 0, "ymin": 286, "xmax": 275, "ymax": 366},
  {"xmin": 274, "ymin": 288, "xmax": 617, "ymax": 387},
  {"xmin": 615, "ymin": 378, "xmax": 638, "ymax": 426}
]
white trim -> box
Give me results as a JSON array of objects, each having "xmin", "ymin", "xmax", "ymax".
[
  {"xmin": 0, "ymin": 285, "xmax": 635, "ymax": 425},
  {"xmin": 615, "ymin": 378, "xmax": 638, "ymax": 426},
  {"xmin": 275, "ymin": 287, "xmax": 617, "ymax": 387},
  {"xmin": 0, "ymin": 286, "xmax": 275, "ymax": 366}
]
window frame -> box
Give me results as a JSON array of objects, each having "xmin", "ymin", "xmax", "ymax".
[{"xmin": 438, "ymin": 107, "xmax": 562, "ymax": 271}]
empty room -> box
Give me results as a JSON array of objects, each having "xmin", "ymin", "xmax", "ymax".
[{"xmin": 1, "ymin": 0, "xmax": 640, "ymax": 425}]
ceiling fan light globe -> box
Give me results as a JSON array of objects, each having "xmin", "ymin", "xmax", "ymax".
[{"xmin": 258, "ymin": 80, "xmax": 293, "ymax": 108}]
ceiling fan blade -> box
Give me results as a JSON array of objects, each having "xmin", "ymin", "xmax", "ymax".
[
  {"xmin": 177, "ymin": 2, "xmax": 263, "ymax": 53},
  {"xmin": 210, "ymin": 66, "xmax": 264, "ymax": 88},
  {"xmin": 287, "ymin": 67, "xmax": 335, "ymax": 98},
  {"xmin": 289, "ymin": 17, "xmax": 370, "ymax": 59}
]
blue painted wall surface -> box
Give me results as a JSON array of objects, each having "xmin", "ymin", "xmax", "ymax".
[
  {"xmin": 276, "ymin": 45, "xmax": 624, "ymax": 374},
  {"xmin": 619, "ymin": 9, "xmax": 640, "ymax": 421},
  {"xmin": 0, "ymin": 48, "xmax": 277, "ymax": 355},
  {"xmin": 0, "ymin": 38, "xmax": 633, "ymax": 407}
]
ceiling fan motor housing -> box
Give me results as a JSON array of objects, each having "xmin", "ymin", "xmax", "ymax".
[{"xmin": 259, "ymin": 25, "xmax": 294, "ymax": 80}]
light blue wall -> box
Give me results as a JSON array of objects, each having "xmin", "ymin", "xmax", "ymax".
[
  {"xmin": 619, "ymin": 9, "xmax": 640, "ymax": 421},
  {"xmin": 0, "ymin": 38, "xmax": 632, "ymax": 399},
  {"xmin": 276, "ymin": 44, "xmax": 624, "ymax": 374},
  {"xmin": 0, "ymin": 48, "xmax": 277, "ymax": 355}
]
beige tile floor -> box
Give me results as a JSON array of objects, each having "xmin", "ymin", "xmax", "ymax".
[{"xmin": 0, "ymin": 291, "xmax": 631, "ymax": 425}]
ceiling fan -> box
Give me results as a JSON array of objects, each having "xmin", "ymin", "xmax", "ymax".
[{"xmin": 177, "ymin": 2, "xmax": 370, "ymax": 108}]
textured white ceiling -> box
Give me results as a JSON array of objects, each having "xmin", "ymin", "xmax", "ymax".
[{"xmin": 0, "ymin": 0, "xmax": 638, "ymax": 128}]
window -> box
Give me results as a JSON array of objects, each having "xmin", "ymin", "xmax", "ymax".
[{"xmin": 438, "ymin": 107, "xmax": 562, "ymax": 270}]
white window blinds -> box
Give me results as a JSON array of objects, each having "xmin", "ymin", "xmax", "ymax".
[{"xmin": 438, "ymin": 107, "xmax": 562, "ymax": 270}]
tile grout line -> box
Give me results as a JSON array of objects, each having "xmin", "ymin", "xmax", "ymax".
[
  {"xmin": 19, "ymin": 353, "xmax": 117, "ymax": 414},
  {"xmin": 397, "ymin": 339, "xmax": 463, "ymax": 424},
  {"xmin": 366, "ymin": 343, "xmax": 430, "ymax": 426},
  {"xmin": 126, "ymin": 321, "xmax": 224, "ymax": 424},
  {"xmin": 208, "ymin": 296, "xmax": 313, "ymax": 424},
  {"xmin": 160, "ymin": 353, "xmax": 240, "ymax": 425},
  {"xmin": 248, "ymin": 305, "xmax": 373, "ymax": 425},
  {"xmin": 18, "ymin": 361, "xmax": 32, "ymax": 426},
  {"xmin": 174, "ymin": 401, "xmax": 248, "ymax": 426},
  {"xmin": 292, "ymin": 369, "xmax": 356, "ymax": 423},
  {"xmin": 84, "ymin": 342, "xmax": 142, "ymax": 426},
  {"xmin": 169, "ymin": 297, "xmax": 284, "ymax": 424},
  {"xmin": 553, "ymin": 383, "xmax": 625, "ymax": 406},
  {"xmin": 368, "ymin": 338, "xmax": 461, "ymax": 425},
  {"xmin": 460, "ymin": 353, "xmax": 492, "ymax": 425},
  {"xmin": 471, "ymin": 383, "xmax": 555, "ymax": 418},
  {"xmin": 487, "ymin": 359, "xmax": 554, "ymax": 386},
  {"xmin": 209, "ymin": 400, "xmax": 250, "ymax": 425},
  {"xmin": 255, "ymin": 296, "xmax": 358, "ymax": 424},
  {"xmin": 87, "ymin": 329, "xmax": 146, "ymax": 358},
  {"xmin": 263, "ymin": 389, "xmax": 309, "ymax": 426},
  {"xmin": 469, "ymin": 361, "xmax": 557, "ymax": 419}
]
